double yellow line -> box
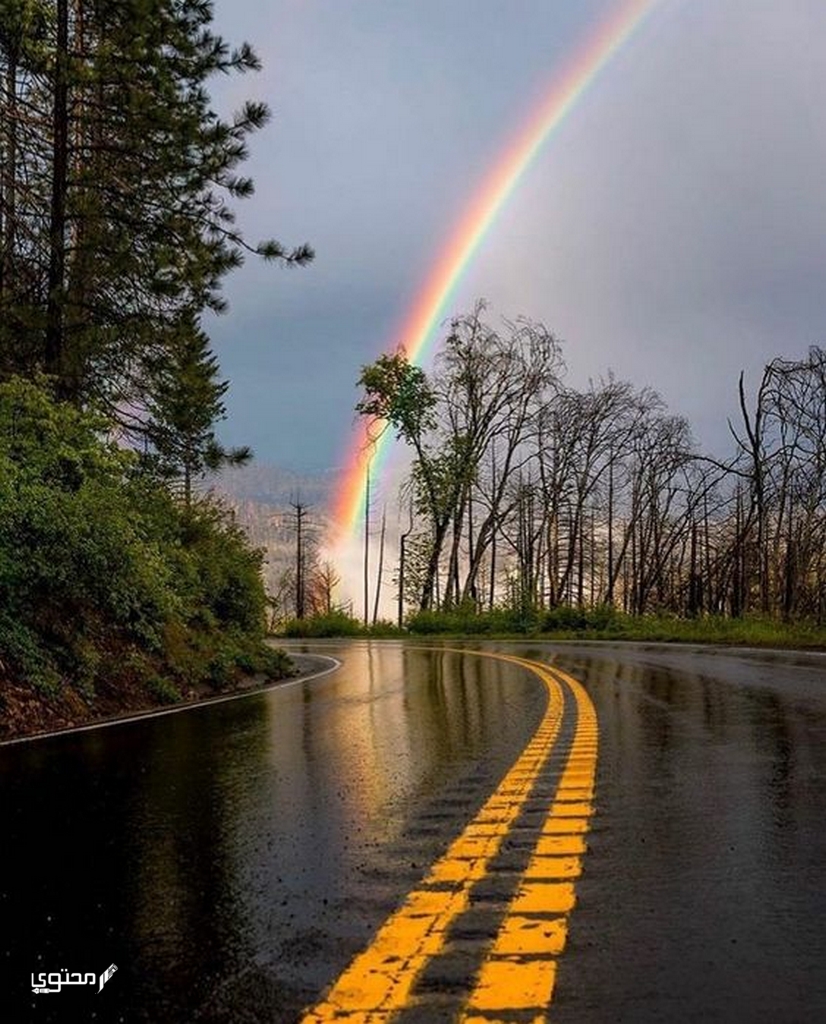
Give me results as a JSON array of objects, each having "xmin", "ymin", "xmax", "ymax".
[{"xmin": 302, "ymin": 652, "xmax": 598, "ymax": 1023}]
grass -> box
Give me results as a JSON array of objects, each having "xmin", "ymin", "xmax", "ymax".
[
  {"xmin": 583, "ymin": 613, "xmax": 826, "ymax": 649},
  {"xmin": 278, "ymin": 607, "xmax": 826, "ymax": 649},
  {"xmin": 279, "ymin": 611, "xmax": 405, "ymax": 639}
]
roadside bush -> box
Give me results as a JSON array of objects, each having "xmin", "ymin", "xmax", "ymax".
[
  {"xmin": 404, "ymin": 610, "xmax": 450, "ymax": 635},
  {"xmin": 406, "ymin": 603, "xmax": 619, "ymax": 636},
  {"xmin": 368, "ymin": 619, "xmax": 405, "ymax": 637},
  {"xmin": 281, "ymin": 610, "xmax": 364, "ymax": 638},
  {"xmin": 542, "ymin": 606, "xmax": 588, "ymax": 631},
  {"xmin": 406, "ymin": 606, "xmax": 539, "ymax": 635},
  {"xmin": 0, "ymin": 378, "xmax": 287, "ymax": 699},
  {"xmin": 147, "ymin": 676, "xmax": 183, "ymax": 705},
  {"xmin": 278, "ymin": 613, "xmax": 407, "ymax": 638}
]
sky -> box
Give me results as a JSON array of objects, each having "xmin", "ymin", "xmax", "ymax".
[{"xmin": 206, "ymin": 0, "xmax": 826, "ymax": 482}]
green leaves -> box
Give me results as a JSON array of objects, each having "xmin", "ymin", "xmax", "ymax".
[
  {"xmin": 0, "ymin": 378, "xmax": 274, "ymax": 695},
  {"xmin": 0, "ymin": 0, "xmax": 312, "ymax": 416},
  {"xmin": 356, "ymin": 350, "xmax": 437, "ymax": 443},
  {"xmin": 0, "ymin": 0, "xmax": 303, "ymax": 702}
]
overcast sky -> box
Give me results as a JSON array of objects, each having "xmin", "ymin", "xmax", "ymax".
[{"xmin": 206, "ymin": 0, "xmax": 826, "ymax": 475}]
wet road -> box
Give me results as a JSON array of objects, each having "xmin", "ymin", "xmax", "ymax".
[{"xmin": 1, "ymin": 641, "xmax": 825, "ymax": 1022}]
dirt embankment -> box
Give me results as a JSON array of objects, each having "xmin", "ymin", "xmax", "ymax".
[
  {"xmin": 0, "ymin": 652, "xmax": 335, "ymax": 744},
  {"xmin": 2, "ymin": 677, "xmax": 245, "ymax": 744},
  {"xmin": 0, "ymin": 669, "xmax": 292, "ymax": 746}
]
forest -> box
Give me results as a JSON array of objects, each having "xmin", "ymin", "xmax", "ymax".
[
  {"xmin": 2, "ymin": 2, "xmax": 822, "ymax": 686},
  {"xmin": 352, "ymin": 302, "xmax": 826, "ymax": 631},
  {"xmin": 0, "ymin": 0, "xmax": 308, "ymax": 723}
]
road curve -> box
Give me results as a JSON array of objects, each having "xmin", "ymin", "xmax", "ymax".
[
  {"xmin": 1, "ymin": 639, "xmax": 824, "ymax": 1023},
  {"xmin": 301, "ymin": 651, "xmax": 597, "ymax": 1022}
]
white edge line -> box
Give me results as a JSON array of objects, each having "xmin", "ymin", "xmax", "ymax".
[{"xmin": 0, "ymin": 656, "xmax": 342, "ymax": 749}]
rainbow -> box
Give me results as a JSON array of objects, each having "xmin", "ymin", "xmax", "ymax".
[{"xmin": 331, "ymin": 0, "xmax": 659, "ymax": 539}]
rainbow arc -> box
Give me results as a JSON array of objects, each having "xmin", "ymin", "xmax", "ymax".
[{"xmin": 330, "ymin": 0, "xmax": 659, "ymax": 540}]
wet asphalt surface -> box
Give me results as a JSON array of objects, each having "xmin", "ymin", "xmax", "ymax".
[{"xmin": 1, "ymin": 640, "xmax": 825, "ymax": 1022}]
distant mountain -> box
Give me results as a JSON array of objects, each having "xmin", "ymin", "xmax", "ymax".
[
  {"xmin": 210, "ymin": 462, "xmax": 336, "ymax": 510},
  {"xmin": 206, "ymin": 463, "xmax": 336, "ymax": 604}
]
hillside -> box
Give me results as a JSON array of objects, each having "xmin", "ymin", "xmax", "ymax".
[{"xmin": 208, "ymin": 463, "xmax": 336, "ymax": 613}]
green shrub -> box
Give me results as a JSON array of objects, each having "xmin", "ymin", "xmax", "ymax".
[
  {"xmin": 406, "ymin": 603, "xmax": 618, "ymax": 636},
  {"xmin": 249, "ymin": 645, "xmax": 293, "ymax": 678},
  {"xmin": 281, "ymin": 611, "xmax": 364, "ymax": 638},
  {"xmin": 406, "ymin": 606, "xmax": 540, "ymax": 635},
  {"xmin": 0, "ymin": 377, "xmax": 284, "ymax": 700},
  {"xmin": 542, "ymin": 606, "xmax": 588, "ymax": 631},
  {"xmin": 404, "ymin": 609, "xmax": 451, "ymax": 635},
  {"xmin": 147, "ymin": 676, "xmax": 182, "ymax": 704},
  {"xmin": 367, "ymin": 619, "xmax": 405, "ymax": 637},
  {"xmin": 207, "ymin": 649, "xmax": 238, "ymax": 688},
  {"xmin": 587, "ymin": 604, "xmax": 619, "ymax": 631},
  {"xmin": 0, "ymin": 613, "xmax": 60, "ymax": 693}
]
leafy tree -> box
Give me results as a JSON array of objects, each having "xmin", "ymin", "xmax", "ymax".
[
  {"xmin": 0, "ymin": 4, "xmax": 306, "ymax": 715},
  {"xmin": 356, "ymin": 349, "xmax": 443, "ymax": 607},
  {"xmin": 356, "ymin": 308, "xmax": 562, "ymax": 610},
  {"xmin": 355, "ymin": 349, "xmax": 437, "ymax": 450}
]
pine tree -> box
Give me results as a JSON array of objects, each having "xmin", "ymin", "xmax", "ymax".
[
  {"xmin": 144, "ymin": 314, "xmax": 250, "ymax": 505},
  {"xmin": 0, "ymin": 0, "xmax": 312, "ymax": 412}
]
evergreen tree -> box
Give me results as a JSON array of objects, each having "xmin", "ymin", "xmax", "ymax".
[
  {"xmin": 144, "ymin": 314, "xmax": 250, "ymax": 505},
  {"xmin": 0, "ymin": 0, "xmax": 312, "ymax": 410}
]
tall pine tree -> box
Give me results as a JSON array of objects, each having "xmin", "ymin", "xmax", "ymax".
[
  {"xmin": 0, "ymin": 0, "xmax": 311, "ymax": 414},
  {"xmin": 144, "ymin": 314, "xmax": 250, "ymax": 505}
]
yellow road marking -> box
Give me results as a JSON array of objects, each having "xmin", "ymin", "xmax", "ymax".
[
  {"xmin": 300, "ymin": 653, "xmax": 598, "ymax": 1024},
  {"xmin": 510, "ymin": 881, "xmax": 576, "ymax": 915},
  {"xmin": 535, "ymin": 834, "xmax": 586, "ymax": 856},
  {"xmin": 522, "ymin": 855, "xmax": 581, "ymax": 880},
  {"xmin": 460, "ymin": 665, "xmax": 598, "ymax": 1022},
  {"xmin": 301, "ymin": 654, "xmax": 565, "ymax": 1022},
  {"xmin": 493, "ymin": 915, "xmax": 567, "ymax": 956},
  {"xmin": 464, "ymin": 957, "xmax": 558, "ymax": 1011}
]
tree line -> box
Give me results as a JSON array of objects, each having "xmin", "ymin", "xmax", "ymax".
[
  {"xmin": 0, "ymin": 0, "xmax": 310, "ymax": 476},
  {"xmin": 357, "ymin": 303, "xmax": 826, "ymax": 624},
  {"xmin": 0, "ymin": 0, "xmax": 308, "ymax": 704}
]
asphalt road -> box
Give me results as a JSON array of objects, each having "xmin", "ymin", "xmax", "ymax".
[{"xmin": 1, "ymin": 640, "xmax": 824, "ymax": 1022}]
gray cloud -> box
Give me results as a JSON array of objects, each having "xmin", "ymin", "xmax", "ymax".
[{"xmin": 208, "ymin": 0, "xmax": 826, "ymax": 469}]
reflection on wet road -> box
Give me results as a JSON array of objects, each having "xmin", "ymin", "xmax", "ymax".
[
  {"xmin": 1, "ymin": 645, "xmax": 546, "ymax": 1022},
  {"xmin": 1, "ymin": 640, "xmax": 825, "ymax": 1022},
  {"xmin": 531, "ymin": 641, "xmax": 826, "ymax": 1024},
  {"xmin": 301, "ymin": 653, "xmax": 597, "ymax": 1022}
]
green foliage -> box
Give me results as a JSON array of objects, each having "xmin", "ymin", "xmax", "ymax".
[
  {"xmin": 369, "ymin": 619, "xmax": 406, "ymax": 637},
  {"xmin": 406, "ymin": 604, "xmax": 620, "ymax": 636},
  {"xmin": 405, "ymin": 603, "xmax": 824, "ymax": 647},
  {"xmin": 146, "ymin": 676, "xmax": 183, "ymax": 705},
  {"xmin": 279, "ymin": 612, "xmax": 406, "ymax": 638},
  {"xmin": 541, "ymin": 606, "xmax": 588, "ymax": 631},
  {"xmin": 399, "ymin": 606, "xmax": 517, "ymax": 637},
  {"xmin": 0, "ymin": 378, "xmax": 287, "ymax": 699},
  {"xmin": 356, "ymin": 350, "xmax": 437, "ymax": 445},
  {"xmin": 235, "ymin": 644, "xmax": 293, "ymax": 678},
  {"xmin": 143, "ymin": 316, "xmax": 251, "ymax": 502},
  {"xmin": 0, "ymin": 0, "xmax": 308, "ymax": 719},
  {"xmin": 588, "ymin": 613, "xmax": 826, "ymax": 647},
  {"xmin": 173, "ymin": 500, "xmax": 269, "ymax": 636},
  {"xmin": 0, "ymin": 0, "xmax": 313, "ymax": 407},
  {"xmin": 281, "ymin": 611, "xmax": 365, "ymax": 638}
]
